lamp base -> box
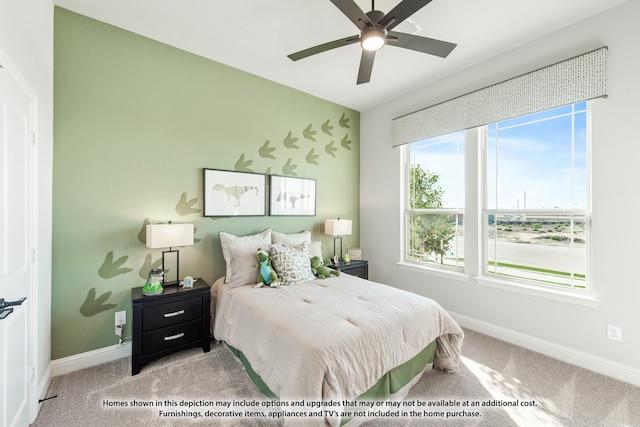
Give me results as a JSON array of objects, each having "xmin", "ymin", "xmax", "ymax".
[
  {"xmin": 333, "ymin": 236, "xmax": 344, "ymax": 263},
  {"xmin": 161, "ymin": 248, "xmax": 180, "ymax": 286}
]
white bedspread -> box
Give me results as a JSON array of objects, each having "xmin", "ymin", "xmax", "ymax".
[{"xmin": 212, "ymin": 274, "xmax": 463, "ymax": 426}]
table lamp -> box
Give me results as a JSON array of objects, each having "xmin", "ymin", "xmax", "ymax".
[
  {"xmin": 324, "ymin": 218, "xmax": 352, "ymax": 264},
  {"xmin": 146, "ymin": 222, "xmax": 194, "ymax": 285}
]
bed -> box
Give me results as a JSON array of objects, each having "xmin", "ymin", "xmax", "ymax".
[{"xmin": 210, "ymin": 229, "xmax": 464, "ymax": 426}]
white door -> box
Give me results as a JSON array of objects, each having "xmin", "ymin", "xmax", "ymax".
[{"xmin": 0, "ymin": 63, "xmax": 34, "ymax": 427}]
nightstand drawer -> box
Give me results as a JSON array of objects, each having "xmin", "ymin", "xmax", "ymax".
[
  {"xmin": 329, "ymin": 260, "xmax": 369, "ymax": 280},
  {"xmin": 142, "ymin": 319, "xmax": 203, "ymax": 355},
  {"xmin": 343, "ymin": 265, "xmax": 367, "ymax": 278},
  {"xmin": 142, "ymin": 297, "xmax": 202, "ymax": 331},
  {"xmin": 131, "ymin": 281, "xmax": 211, "ymax": 375}
]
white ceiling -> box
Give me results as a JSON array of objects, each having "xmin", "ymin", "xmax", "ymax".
[{"xmin": 52, "ymin": 0, "xmax": 625, "ymax": 111}]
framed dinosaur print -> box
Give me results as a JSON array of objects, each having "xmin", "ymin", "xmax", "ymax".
[
  {"xmin": 269, "ymin": 175, "xmax": 316, "ymax": 216},
  {"xmin": 203, "ymin": 168, "xmax": 266, "ymax": 217}
]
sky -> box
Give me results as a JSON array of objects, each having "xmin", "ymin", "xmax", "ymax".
[{"xmin": 410, "ymin": 102, "xmax": 588, "ymax": 210}]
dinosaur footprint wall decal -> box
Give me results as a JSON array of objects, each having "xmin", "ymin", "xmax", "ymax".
[
  {"xmin": 306, "ymin": 149, "xmax": 319, "ymax": 165},
  {"xmin": 303, "ymin": 124, "xmax": 317, "ymax": 142},
  {"xmin": 98, "ymin": 251, "xmax": 134, "ymax": 279},
  {"xmin": 340, "ymin": 134, "xmax": 352, "ymax": 150},
  {"xmin": 283, "ymin": 131, "xmax": 299, "ymax": 149},
  {"xmin": 138, "ymin": 218, "xmax": 150, "ymax": 244},
  {"xmin": 80, "ymin": 288, "xmax": 117, "ymax": 317},
  {"xmin": 259, "ymin": 140, "xmax": 276, "ymax": 159},
  {"xmin": 339, "ymin": 112, "xmax": 351, "ymax": 128},
  {"xmin": 235, "ymin": 154, "xmax": 254, "ymax": 172},
  {"xmin": 175, "ymin": 192, "xmax": 201, "ymax": 215},
  {"xmin": 321, "ymin": 119, "xmax": 333, "ymax": 136},
  {"xmin": 282, "ymin": 158, "xmax": 298, "ymax": 176},
  {"xmin": 324, "ymin": 141, "xmax": 338, "ymax": 158}
]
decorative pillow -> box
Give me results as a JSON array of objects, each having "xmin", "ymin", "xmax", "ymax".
[
  {"xmin": 308, "ymin": 241, "xmax": 322, "ymax": 260},
  {"xmin": 272, "ymin": 230, "xmax": 312, "ymax": 246},
  {"xmin": 269, "ymin": 243, "xmax": 315, "ymax": 285},
  {"xmin": 219, "ymin": 229, "xmax": 271, "ymax": 284},
  {"xmin": 226, "ymin": 246, "xmax": 260, "ymax": 288}
]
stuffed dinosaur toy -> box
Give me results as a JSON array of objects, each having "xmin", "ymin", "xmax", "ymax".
[
  {"xmin": 255, "ymin": 248, "xmax": 281, "ymax": 288},
  {"xmin": 310, "ymin": 256, "xmax": 340, "ymax": 279}
]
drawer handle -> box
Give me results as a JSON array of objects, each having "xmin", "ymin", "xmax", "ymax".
[
  {"xmin": 164, "ymin": 309, "xmax": 185, "ymax": 318},
  {"xmin": 164, "ymin": 332, "xmax": 185, "ymax": 341}
]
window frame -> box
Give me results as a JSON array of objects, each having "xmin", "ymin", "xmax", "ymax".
[
  {"xmin": 400, "ymin": 102, "xmax": 594, "ymax": 305},
  {"xmin": 479, "ymin": 102, "xmax": 592, "ymax": 295},
  {"xmin": 402, "ymin": 132, "xmax": 466, "ymax": 274}
]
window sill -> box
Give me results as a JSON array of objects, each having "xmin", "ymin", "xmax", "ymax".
[
  {"xmin": 397, "ymin": 261, "xmax": 469, "ymax": 282},
  {"xmin": 474, "ymin": 275, "xmax": 599, "ymax": 307}
]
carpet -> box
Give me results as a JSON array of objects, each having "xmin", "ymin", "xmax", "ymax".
[{"xmin": 33, "ymin": 329, "xmax": 640, "ymax": 426}]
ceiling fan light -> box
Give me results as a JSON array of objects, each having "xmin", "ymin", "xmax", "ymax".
[{"xmin": 361, "ymin": 28, "xmax": 386, "ymax": 51}]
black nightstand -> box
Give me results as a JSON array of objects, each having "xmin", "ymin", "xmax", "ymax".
[
  {"xmin": 329, "ymin": 260, "xmax": 368, "ymax": 279},
  {"xmin": 131, "ymin": 280, "xmax": 210, "ymax": 375}
]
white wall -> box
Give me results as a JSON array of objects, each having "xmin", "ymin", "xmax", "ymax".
[
  {"xmin": 361, "ymin": 0, "xmax": 640, "ymax": 385},
  {"xmin": 0, "ymin": 0, "xmax": 54, "ymax": 404}
]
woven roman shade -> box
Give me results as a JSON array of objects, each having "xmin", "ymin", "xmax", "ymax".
[{"xmin": 392, "ymin": 47, "xmax": 608, "ymax": 147}]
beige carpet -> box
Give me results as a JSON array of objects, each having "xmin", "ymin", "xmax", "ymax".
[{"xmin": 32, "ymin": 329, "xmax": 640, "ymax": 426}]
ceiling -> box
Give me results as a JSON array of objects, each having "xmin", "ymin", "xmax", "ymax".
[{"xmin": 52, "ymin": 0, "xmax": 625, "ymax": 111}]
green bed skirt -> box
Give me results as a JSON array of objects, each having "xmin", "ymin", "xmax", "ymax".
[{"xmin": 227, "ymin": 339, "xmax": 438, "ymax": 425}]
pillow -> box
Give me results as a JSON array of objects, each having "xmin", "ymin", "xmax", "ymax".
[
  {"xmin": 273, "ymin": 231, "xmax": 321, "ymax": 260},
  {"xmin": 308, "ymin": 241, "xmax": 322, "ymax": 260},
  {"xmin": 219, "ymin": 229, "xmax": 271, "ymax": 283},
  {"xmin": 269, "ymin": 243, "xmax": 315, "ymax": 286},
  {"xmin": 226, "ymin": 246, "xmax": 259, "ymax": 288},
  {"xmin": 272, "ymin": 230, "xmax": 311, "ymax": 246}
]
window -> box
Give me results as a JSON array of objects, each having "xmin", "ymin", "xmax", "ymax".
[
  {"xmin": 483, "ymin": 102, "xmax": 589, "ymax": 290},
  {"xmin": 403, "ymin": 102, "xmax": 591, "ymax": 293},
  {"xmin": 405, "ymin": 131, "xmax": 465, "ymax": 270}
]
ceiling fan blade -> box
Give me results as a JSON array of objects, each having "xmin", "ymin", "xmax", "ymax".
[
  {"xmin": 378, "ymin": 0, "xmax": 434, "ymax": 30},
  {"xmin": 357, "ymin": 50, "xmax": 376, "ymax": 85},
  {"xmin": 387, "ymin": 31, "xmax": 456, "ymax": 58},
  {"xmin": 329, "ymin": 0, "xmax": 373, "ymax": 30},
  {"xmin": 288, "ymin": 35, "xmax": 360, "ymax": 61}
]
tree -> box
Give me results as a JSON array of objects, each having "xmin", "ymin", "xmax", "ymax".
[
  {"xmin": 409, "ymin": 164, "xmax": 456, "ymax": 263},
  {"xmin": 409, "ymin": 165, "xmax": 444, "ymax": 209}
]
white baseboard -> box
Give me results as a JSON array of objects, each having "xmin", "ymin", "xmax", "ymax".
[
  {"xmin": 37, "ymin": 364, "xmax": 52, "ymax": 400},
  {"xmin": 50, "ymin": 342, "xmax": 131, "ymax": 377},
  {"xmin": 450, "ymin": 311, "xmax": 640, "ymax": 388}
]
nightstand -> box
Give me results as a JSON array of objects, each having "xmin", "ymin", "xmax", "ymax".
[
  {"xmin": 329, "ymin": 260, "xmax": 368, "ymax": 279},
  {"xmin": 131, "ymin": 280, "xmax": 210, "ymax": 375}
]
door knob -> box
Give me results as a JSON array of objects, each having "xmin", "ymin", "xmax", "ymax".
[
  {"xmin": 0, "ymin": 297, "xmax": 26, "ymax": 309},
  {"xmin": 0, "ymin": 297, "xmax": 26, "ymax": 320}
]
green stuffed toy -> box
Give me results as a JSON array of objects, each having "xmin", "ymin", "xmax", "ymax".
[
  {"xmin": 310, "ymin": 256, "xmax": 340, "ymax": 279},
  {"xmin": 255, "ymin": 248, "xmax": 281, "ymax": 288}
]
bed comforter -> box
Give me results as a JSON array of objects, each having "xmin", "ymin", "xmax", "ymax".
[{"xmin": 211, "ymin": 274, "xmax": 463, "ymax": 426}]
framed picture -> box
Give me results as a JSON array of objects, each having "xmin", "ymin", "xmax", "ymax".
[
  {"xmin": 269, "ymin": 175, "xmax": 316, "ymax": 216},
  {"xmin": 203, "ymin": 168, "xmax": 266, "ymax": 217},
  {"xmin": 348, "ymin": 247, "xmax": 363, "ymax": 261}
]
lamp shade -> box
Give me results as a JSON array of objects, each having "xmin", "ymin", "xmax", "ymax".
[
  {"xmin": 146, "ymin": 223, "xmax": 194, "ymax": 249},
  {"xmin": 324, "ymin": 219, "xmax": 352, "ymax": 237}
]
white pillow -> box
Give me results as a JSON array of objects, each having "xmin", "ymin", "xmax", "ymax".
[
  {"xmin": 219, "ymin": 229, "xmax": 271, "ymax": 284},
  {"xmin": 226, "ymin": 246, "xmax": 259, "ymax": 288},
  {"xmin": 272, "ymin": 230, "xmax": 311, "ymax": 246},
  {"xmin": 269, "ymin": 243, "xmax": 315, "ymax": 286}
]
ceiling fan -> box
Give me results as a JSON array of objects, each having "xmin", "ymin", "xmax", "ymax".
[{"xmin": 287, "ymin": 0, "xmax": 457, "ymax": 85}]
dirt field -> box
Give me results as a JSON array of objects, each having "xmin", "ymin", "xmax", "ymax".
[{"xmin": 489, "ymin": 223, "xmax": 586, "ymax": 247}]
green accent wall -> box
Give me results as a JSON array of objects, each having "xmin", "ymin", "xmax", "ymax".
[{"xmin": 53, "ymin": 8, "xmax": 360, "ymax": 359}]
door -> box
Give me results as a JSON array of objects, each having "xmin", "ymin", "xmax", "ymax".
[{"xmin": 0, "ymin": 63, "xmax": 34, "ymax": 427}]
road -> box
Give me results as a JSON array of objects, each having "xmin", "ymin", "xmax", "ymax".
[{"xmin": 436, "ymin": 238, "xmax": 586, "ymax": 283}]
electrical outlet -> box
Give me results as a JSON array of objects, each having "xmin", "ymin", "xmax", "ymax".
[
  {"xmin": 606, "ymin": 324, "xmax": 622, "ymax": 341},
  {"xmin": 115, "ymin": 310, "xmax": 126, "ymax": 327}
]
